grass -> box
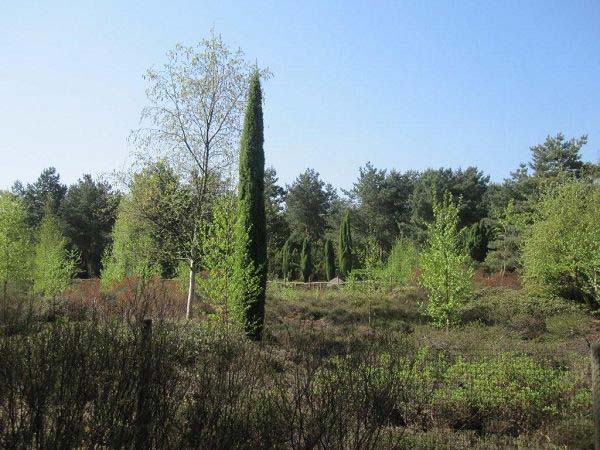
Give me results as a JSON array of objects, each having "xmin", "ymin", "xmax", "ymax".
[{"xmin": 0, "ymin": 278, "xmax": 596, "ymax": 449}]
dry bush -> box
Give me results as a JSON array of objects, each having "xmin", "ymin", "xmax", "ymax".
[{"xmin": 474, "ymin": 269, "xmax": 522, "ymax": 289}]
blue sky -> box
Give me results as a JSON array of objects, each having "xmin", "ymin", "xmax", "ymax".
[{"xmin": 1, "ymin": 0, "xmax": 599, "ymax": 191}]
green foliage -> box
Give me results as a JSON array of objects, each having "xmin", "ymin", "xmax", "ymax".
[
  {"xmin": 300, "ymin": 238, "xmax": 313, "ymax": 282},
  {"xmin": 60, "ymin": 175, "xmax": 118, "ymax": 277},
  {"xmin": 485, "ymin": 200, "xmax": 523, "ymax": 275},
  {"xmin": 350, "ymin": 162, "xmax": 416, "ymax": 252},
  {"xmin": 529, "ymin": 133, "xmax": 586, "ymax": 178},
  {"xmin": 281, "ymin": 238, "xmax": 292, "ymax": 281},
  {"xmin": 464, "ymin": 219, "xmax": 490, "ymax": 262},
  {"xmin": 344, "ymin": 235, "xmax": 418, "ymax": 292},
  {"xmin": 236, "ymin": 72, "xmax": 267, "ymax": 339},
  {"xmin": 12, "ymin": 167, "xmax": 67, "ymax": 227},
  {"xmin": 197, "ymin": 195, "xmax": 259, "ymax": 328},
  {"xmin": 324, "ymin": 238, "xmax": 335, "ymax": 280},
  {"xmin": 264, "ymin": 168, "xmax": 288, "ymax": 278},
  {"xmin": 0, "ymin": 192, "xmax": 33, "ymax": 291},
  {"xmin": 437, "ymin": 353, "xmax": 588, "ymax": 433},
  {"xmin": 128, "ymin": 161, "xmax": 194, "ymax": 278},
  {"xmin": 360, "ymin": 235, "xmax": 382, "ymax": 273},
  {"xmin": 381, "ymin": 236, "xmax": 419, "ymax": 285},
  {"xmin": 103, "ymin": 161, "xmax": 197, "ymax": 290},
  {"xmin": 33, "ymin": 212, "xmax": 77, "ymax": 298},
  {"xmin": 410, "ymin": 167, "xmax": 489, "ymax": 233},
  {"xmin": 420, "ymin": 193, "xmax": 474, "ymax": 328},
  {"xmin": 285, "ymin": 168, "xmax": 337, "ymax": 241},
  {"xmin": 290, "ymin": 248, "xmax": 299, "ymax": 281},
  {"xmin": 522, "ymin": 180, "xmax": 600, "ymax": 307},
  {"xmin": 338, "ymin": 211, "xmax": 353, "ymax": 278},
  {"xmin": 101, "ymin": 197, "xmax": 162, "ymax": 288}
]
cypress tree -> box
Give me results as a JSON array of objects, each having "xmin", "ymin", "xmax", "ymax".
[
  {"xmin": 236, "ymin": 72, "xmax": 267, "ymax": 340},
  {"xmin": 281, "ymin": 238, "xmax": 291, "ymax": 281},
  {"xmin": 324, "ymin": 238, "xmax": 336, "ymax": 280},
  {"xmin": 300, "ymin": 238, "xmax": 312, "ymax": 282},
  {"xmin": 290, "ymin": 248, "xmax": 299, "ymax": 280},
  {"xmin": 339, "ymin": 212, "xmax": 353, "ymax": 278}
]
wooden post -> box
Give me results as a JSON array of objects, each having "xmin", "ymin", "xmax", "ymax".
[
  {"xmin": 141, "ymin": 318, "xmax": 152, "ymax": 343},
  {"xmin": 592, "ymin": 342, "xmax": 600, "ymax": 450},
  {"xmin": 135, "ymin": 318, "xmax": 152, "ymax": 450},
  {"xmin": 3, "ymin": 280, "xmax": 7, "ymax": 319}
]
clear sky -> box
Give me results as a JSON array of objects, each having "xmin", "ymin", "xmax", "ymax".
[{"xmin": 1, "ymin": 0, "xmax": 599, "ymax": 192}]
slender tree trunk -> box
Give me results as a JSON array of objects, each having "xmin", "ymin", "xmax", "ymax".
[
  {"xmin": 186, "ymin": 258, "xmax": 195, "ymax": 320},
  {"xmin": 185, "ymin": 161, "xmax": 207, "ymax": 320},
  {"xmin": 84, "ymin": 251, "xmax": 94, "ymax": 278}
]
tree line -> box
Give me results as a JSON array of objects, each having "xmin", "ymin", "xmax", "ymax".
[
  {"xmin": 4, "ymin": 130, "xmax": 597, "ymax": 289},
  {"xmin": 1, "ymin": 32, "xmax": 599, "ymax": 332}
]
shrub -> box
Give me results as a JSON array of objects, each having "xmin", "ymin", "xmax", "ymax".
[
  {"xmin": 522, "ymin": 180, "xmax": 600, "ymax": 308},
  {"xmin": 434, "ymin": 353, "xmax": 589, "ymax": 434},
  {"xmin": 381, "ymin": 237, "xmax": 419, "ymax": 286}
]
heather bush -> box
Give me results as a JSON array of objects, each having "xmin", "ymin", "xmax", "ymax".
[{"xmin": 0, "ymin": 283, "xmax": 593, "ymax": 449}]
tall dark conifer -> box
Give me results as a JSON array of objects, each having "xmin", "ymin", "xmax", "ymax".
[
  {"xmin": 237, "ymin": 72, "xmax": 267, "ymax": 339},
  {"xmin": 300, "ymin": 238, "xmax": 312, "ymax": 282},
  {"xmin": 324, "ymin": 238, "xmax": 336, "ymax": 280},
  {"xmin": 339, "ymin": 212, "xmax": 353, "ymax": 278},
  {"xmin": 281, "ymin": 238, "xmax": 292, "ymax": 281}
]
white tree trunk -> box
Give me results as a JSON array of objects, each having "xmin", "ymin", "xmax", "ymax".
[{"xmin": 186, "ymin": 260, "xmax": 195, "ymax": 319}]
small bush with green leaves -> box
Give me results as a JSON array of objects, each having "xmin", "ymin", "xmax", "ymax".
[
  {"xmin": 523, "ymin": 180, "xmax": 600, "ymax": 308},
  {"xmin": 433, "ymin": 353, "xmax": 590, "ymax": 434}
]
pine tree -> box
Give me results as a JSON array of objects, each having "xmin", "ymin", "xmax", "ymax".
[
  {"xmin": 529, "ymin": 133, "xmax": 586, "ymax": 178},
  {"xmin": 339, "ymin": 212, "xmax": 353, "ymax": 278},
  {"xmin": 300, "ymin": 238, "xmax": 312, "ymax": 282},
  {"xmin": 324, "ymin": 238, "xmax": 336, "ymax": 280},
  {"xmin": 236, "ymin": 72, "xmax": 267, "ymax": 339}
]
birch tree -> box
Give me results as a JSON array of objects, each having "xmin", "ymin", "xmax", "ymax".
[
  {"xmin": 420, "ymin": 193, "xmax": 473, "ymax": 330},
  {"xmin": 33, "ymin": 211, "xmax": 77, "ymax": 298},
  {"xmin": 130, "ymin": 32, "xmax": 266, "ymax": 318}
]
